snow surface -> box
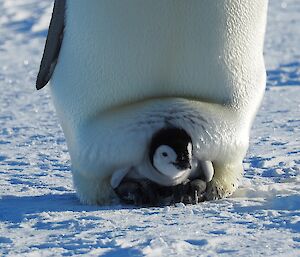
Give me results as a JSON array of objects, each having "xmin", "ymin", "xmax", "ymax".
[{"xmin": 0, "ymin": 0, "xmax": 299, "ymax": 256}]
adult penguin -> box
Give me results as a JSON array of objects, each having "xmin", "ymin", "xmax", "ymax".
[{"xmin": 37, "ymin": 0, "xmax": 268, "ymax": 205}]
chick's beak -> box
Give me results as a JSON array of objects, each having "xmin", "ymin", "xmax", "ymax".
[{"xmin": 174, "ymin": 159, "xmax": 192, "ymax": 170}]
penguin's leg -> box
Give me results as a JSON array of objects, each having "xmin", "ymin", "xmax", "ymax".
[
  {"xmin": 72, "ymin": 171, "xmax": 116, "ymax": 205},
  {"xmin": 205, "ymin": 161, "xmax": 243, "ymax": 200}
]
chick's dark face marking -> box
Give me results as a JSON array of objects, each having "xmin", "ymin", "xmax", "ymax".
[{"xmin": 149, "ymin": 128, "xmax": 193, "ymax": 178}]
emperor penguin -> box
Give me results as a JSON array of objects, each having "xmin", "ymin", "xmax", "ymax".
[{"xmin": 37, "ymin": 0, "xmax": 268, "ymax": 205}]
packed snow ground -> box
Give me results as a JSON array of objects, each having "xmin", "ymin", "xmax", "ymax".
[{"xmin": 0, "ymin": 0, "xmax": 299, "ymax": 256}]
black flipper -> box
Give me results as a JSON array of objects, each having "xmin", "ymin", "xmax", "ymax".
[{"xmin": 36, "ymin": 0, "xmax": 66, "ymax": 90}]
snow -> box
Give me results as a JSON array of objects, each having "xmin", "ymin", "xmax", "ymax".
[{"xmin": 0, "ymin": 0, "xmax": 299, "ymax": 256}]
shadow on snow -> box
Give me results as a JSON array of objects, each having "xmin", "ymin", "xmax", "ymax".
[{"xmin": 0, "ymin": 193, "xmax": 125, "ymax": 223}]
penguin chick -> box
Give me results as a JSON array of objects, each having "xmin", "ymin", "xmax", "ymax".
[
  {"xmin": 111, "ymin": 128, "xmax": 194, "ymax": 190},
  {"xmin": 111, "ymin": 127, "xmax": 215, "ymax": 206}
]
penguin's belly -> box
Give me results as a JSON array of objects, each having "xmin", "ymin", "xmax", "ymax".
[{"xmin": 51, "ymin": 0, "xmax": 267, "ymax": 123}]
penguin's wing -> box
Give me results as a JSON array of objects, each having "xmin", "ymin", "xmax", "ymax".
[
  {"xmin": 110, "ymin": 168, "xmax": 131, "ymax": 189},
  {"xmin": 36, "ymin": 0, "xmax": 66, "ymax": 90}
]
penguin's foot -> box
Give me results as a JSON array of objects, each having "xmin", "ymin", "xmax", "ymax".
[
  {"xmin": 114, "ymin": 178, "xmax": 207, "ymax": 206},
  {"xmin": 205, "ymin": 179, "xmax": 235, "ymax": 201},
  {"xmin": 204, "ymin": 173, "xmax": 241, "ymax": 201},
  {"xmin": 204, "ymin": 162, "xmax": 242, "ymax": 201}
]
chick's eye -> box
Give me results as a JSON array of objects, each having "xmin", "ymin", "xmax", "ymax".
[{"xmin": 162, "ymin": 152, "xmax": 168, "ymax": 157}]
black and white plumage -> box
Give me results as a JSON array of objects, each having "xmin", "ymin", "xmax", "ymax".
[
  {"xmin": 36, "ymin": 1, "xmax": 268, "ymax": 205},
  {"xmin": 113, "ymin": 127, "xmax": 214, "ymax": 206}
]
